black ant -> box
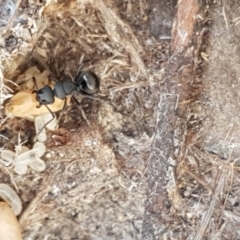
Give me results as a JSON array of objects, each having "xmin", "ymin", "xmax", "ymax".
[{"xmin": 33, "ymin": 68, "xmax": 100, "ymax": 141}]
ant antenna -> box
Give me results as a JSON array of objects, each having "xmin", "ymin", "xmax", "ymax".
[{"xmin": 32, "ymin": 77, "xmax": 56, "ymax": 142}]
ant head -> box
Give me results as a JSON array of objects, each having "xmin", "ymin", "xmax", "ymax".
[
  {"xmin": 35, "ymin": 85, "xmax": 54, "ymax": 105},
  {"xmin": 75, "ymin": 71, "xmax": 100, "ymax": 95}
]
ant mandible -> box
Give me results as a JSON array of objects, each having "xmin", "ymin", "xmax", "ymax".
[{"xmin": 33, "ymin": 67, "xmax": 100, "ymax": 140}]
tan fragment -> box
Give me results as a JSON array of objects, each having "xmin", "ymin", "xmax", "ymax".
[
  {"xmin": 5, "ymin": 90, "xmax": 71, "ymax": 119},
  {"xmin": 0, "ymin": 202, "xmax": 22, "ymax": 240}
]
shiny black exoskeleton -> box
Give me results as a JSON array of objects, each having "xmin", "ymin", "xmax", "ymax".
[
  {"xmin": 35, "ymin": 70, "xmax": 100, "ymax": 106},
  {"xmin": 32, "ymin": 69, "xmax": 100, "ymax": 142}
]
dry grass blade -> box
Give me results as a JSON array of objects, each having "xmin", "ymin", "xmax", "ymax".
[
  {"xmin": 19, "ymin": 175, "xmax": 52, "ymax": 226},
  {"xmin": 96, "ymin": 0, "xmax": 147, "ymax": 78},
  {"xmin": 222, "ymin": 0, "xmax": 229, "ymax": 32},
  {"xmin": 194, "ymin": 169, "xmax": 228, "ymax": 240},
  {"xmin": 1, "ymin": 0, "xmax": 232, "ymax": 239},
  {"xmin": 185, "ymin": 167, "xmax": 213, "ymax": 193}
]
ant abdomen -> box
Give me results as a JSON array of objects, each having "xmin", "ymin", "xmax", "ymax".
[{"xmin": 75, "ymin": 71, "xmax": 100, "ymax": 95}]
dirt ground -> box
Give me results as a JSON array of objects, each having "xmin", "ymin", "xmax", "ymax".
[{"xmin": 0, "ymin": 0, "xmax": 240, "ymax": 239}]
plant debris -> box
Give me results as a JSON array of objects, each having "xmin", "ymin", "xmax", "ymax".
[{"xmin": 0, "ymin": 0, "xmax": 239, "ymax": 239}]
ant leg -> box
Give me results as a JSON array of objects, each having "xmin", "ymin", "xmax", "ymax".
[
  {"xmin": 48, "ymin": 74, "xmax": 59, "ymax": 83},
  {"xmin": 72, "ymin": 95, "xmax": 91, "ymax": 127},
  {"xmin": 55, "ymin": 98, "xmax": 67, "ymax": 127},
  {"xmin": 76, "ymin": 56, "xmax": 84, "ymax": 77},
  {"xmin": 80, "ymin": 94, "xmax": 102, "ymax": 102},
  {"xmin": 34, "ymin": 104, "xmax": 56, "ymax": 142}
]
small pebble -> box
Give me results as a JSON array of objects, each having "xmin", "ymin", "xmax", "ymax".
[
  {"xmin": 45, "ymin": 153, "xmax": 51, "ymax": 158},
  {"xmin": 183, "ymin": 190, "xmax": 190, "ymax": 197}
]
